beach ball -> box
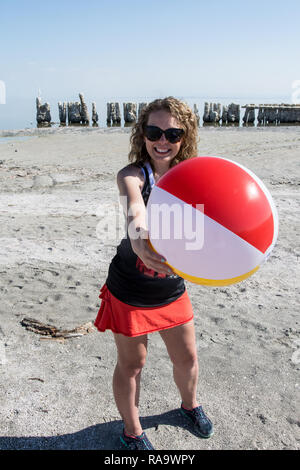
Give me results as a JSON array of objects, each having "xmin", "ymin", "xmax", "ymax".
[{"xmin": 147, "ymin": 156, "xmax": 278, "ymax": 286}]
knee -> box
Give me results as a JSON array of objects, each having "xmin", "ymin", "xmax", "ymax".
[
  {"xmin": 117, "ymin": 355, "xmax": 147, "ymax": 377},
  {"xmin": 171, "ymin": 350, "xmax": 198, "ymax": 370}
]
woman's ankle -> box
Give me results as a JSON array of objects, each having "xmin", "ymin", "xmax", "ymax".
[
  {"xmin": 124, "ymin": 425, "xmax": 143, "ymax": 437},
  {"xmin": 123, "ymin": 421, "xmax": 143, "ymax": 437}
]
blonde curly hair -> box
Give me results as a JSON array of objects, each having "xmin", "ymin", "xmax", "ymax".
[{"xmin": 128, "ymin": 97, "xmax": 199, "ymax": 168}]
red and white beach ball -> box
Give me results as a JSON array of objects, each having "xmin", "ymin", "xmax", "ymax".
[{"xmin": 147, "ymin": 156, "xmax": 278, "ymax": 286}]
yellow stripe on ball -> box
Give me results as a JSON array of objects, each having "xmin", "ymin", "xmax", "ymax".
[{"xmin": 169, "ymin": 264, "xmax": 260, "ymax": 286}]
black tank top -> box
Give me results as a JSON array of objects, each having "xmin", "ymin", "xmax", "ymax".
[{"xmin": 105, "ymin": 163, "xmax": 185, "ymax": 307}]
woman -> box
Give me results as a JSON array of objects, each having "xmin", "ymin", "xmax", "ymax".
[{"xmin": 95, "ymin": 97, "xmax": 213, "ymax": 450}]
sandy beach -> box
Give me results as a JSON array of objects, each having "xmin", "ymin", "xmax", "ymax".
[{"xmin": 0, "ymin": 125, "xmax": 299, "ymax": 450}]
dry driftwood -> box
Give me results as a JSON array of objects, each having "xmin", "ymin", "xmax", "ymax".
[{"xmin": 20, "ymin": 317, "xmax": 95, "ymax": 340}]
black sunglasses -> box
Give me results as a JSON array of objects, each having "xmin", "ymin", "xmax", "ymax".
[{"xmin": 144, "ymin": 125, "xmax": 184, "ymax": 144}]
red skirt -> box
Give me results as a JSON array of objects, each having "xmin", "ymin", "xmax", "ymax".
[{"xmin": 94, "ymin": 284, "xmax": 194, "ymax": 337}]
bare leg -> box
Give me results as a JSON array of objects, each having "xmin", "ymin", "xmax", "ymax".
[
  {"xmin": 113, "ymin": 333, "xmax": 148, "ymax": 436},
  {"xmin": 159, "ymin": 320, "xmax": 199, "ymax": 409}
]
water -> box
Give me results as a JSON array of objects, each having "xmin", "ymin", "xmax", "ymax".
[
  {"xmin": 0, "ymin": 94, "xmax": 293, "ymax": 131},
  {"xmin": 0, "ymin": 136, "xmax": 37, "ymax": 144}
]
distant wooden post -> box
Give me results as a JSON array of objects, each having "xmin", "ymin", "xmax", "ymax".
[
  {"xmin": 222, "ymin": 105, "xmax": 228, "ymax": 124},
  {"xmin": 257, "ymin": 106, "xmax": 264, "ymax": 125},
  {"xmin": 79, "ymin": 93, "xmax": 90, "ymax": 125},
  {"xmin": 107, "ymin": 102, "xmax": 121, "ymax": 125},
  {"xmin": 68, "ymin": 102, "xmax": 82, "ymax": 124},
  {"xmin": 123, "ymin": 103, "xmax": 137, "ymax": 123},
  {"xmin": 138, "ymin": 102, "xmax": 148, "ymax": 118},
  {"xmin": 279, "ymin": 105, "xmax": 299, "ymax": 123},
  {"xmin": 242, "ymin": 106, "xmax": 255, "ymax": 124},
  {"xmin": 92, "ymin": 102, "xmax": 99, "ymax": 126},
  {"xmin": 211, "ymin": 103, "xmax": 221, "ymax": 122},
  {"xmin": 227, "ymin": 103, "xmax": 240, "ymax": 123},
  {"xmin": 36, "ymin": 97, "xmax": 51, "ymax": 126},
  {"xmin": 58, "ymin": 102, "xmax": 67, "ymax": 125},
  {"xmin": 203, "ymin": 102, "xmax": 221, "ymax": 123},
  {"xmin": 193, "ymin": 104, "xmax": 200, "ymax": 126},
  {"xmin": 280, "ymin": 107, "xmax": 289, "ymax": 124},
  {"xmin": 203, "ymin": 102, "xmax": 210, "ymax": 123}
]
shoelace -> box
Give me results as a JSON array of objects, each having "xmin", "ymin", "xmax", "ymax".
[
  {"xmin": 193, "ymin": 406, "xmax": 210, "ymax": 423},
  {"xmin": 125, "ymin": 432, "xmax": 154, "ymax": 450}
]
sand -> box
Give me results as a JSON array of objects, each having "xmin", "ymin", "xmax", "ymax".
[{"xmin": 0, "ymin": 125, "xmax": 299, "ymax": 450}]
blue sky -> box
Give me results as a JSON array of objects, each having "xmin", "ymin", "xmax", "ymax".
[{"xmin": 1, "ymin": 0, "xmax": 300, "ymax": 127}]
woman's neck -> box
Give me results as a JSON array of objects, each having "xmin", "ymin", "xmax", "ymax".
[{"xmin": 150, "ymin": 160, "xmax": 171, "ymax": 182}]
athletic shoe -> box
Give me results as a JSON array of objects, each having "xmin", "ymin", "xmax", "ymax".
[
  {"xmin": 120, "ymin": 429, "xmax": 155, "ymax": 450},
  {"xmin": 180, "ymin": 404, "xmax": 214, "ymax": 438}
]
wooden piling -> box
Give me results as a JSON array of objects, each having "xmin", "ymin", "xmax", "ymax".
[
  {"xmin": 67, "ymin": 102, "xmax": 81, "ymax": 124},
  {"xmin": 107, "ymin": 102, "xmax": 121, "ymax": 125},
  {"xmin": 138, "ymin": 102, "xmax": 148, "ymax": 118},
  {"xmin": 36, "ymin": 97, "xmax": 51, "ymax": 126},
  {"xmin": 123, "ymin": 103, "xmax": 137, "ymax": 123},
  {"xmin": 242, "ymin": 106, "xmax": 255, "ymax": 124},
  {"xmin": 58, "ymin": 102, "xmax": 67, "ymax": 124},
  {"xmin": 242, "ymin": 104, "xmax": 300, "ymax": 125},
  {"xmin": 79, "ymin": 93, "xmax": 90, "ymax": 125},
  {"xmin": 203, "ymin": 102, "xmax": 221, "ymax": 123},
  {"xmin": 92, "ymin": 102, "xmax": 99, "ymax": 125},
  {"xmin": 193, "ymin": 104, "xmax": 200, "ymax": 126},
  {"xmin": 203, "ymin": 102, "xmax": 239, "ymax": 125},
  {"xmin": 222, "ymin": 105, "xmax": 228, "ymax": 124},
  {"xmin": 203, "ymin": 102, "xmax": 210, "ymax": 122},
  {"xmin": 227, "ymin": 103, "xmax": 240, "ymax": 123}
]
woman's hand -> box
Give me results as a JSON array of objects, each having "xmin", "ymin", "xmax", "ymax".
[{"xmin": 130, "ymin": 228, "xmax": 173, "ymax": 276}]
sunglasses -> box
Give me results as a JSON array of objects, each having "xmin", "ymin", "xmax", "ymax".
[{"xmin": 144, "ymin": 125, "xmax": 184, "ymax": 144}]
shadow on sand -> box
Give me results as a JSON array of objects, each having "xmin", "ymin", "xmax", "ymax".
[{"xmin": 0, "ymin": 408, "xmax": 197, "ymax": 450}]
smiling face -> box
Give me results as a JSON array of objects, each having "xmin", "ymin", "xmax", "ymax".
[{"xmin": 144, "ymin": 110, "xmax": 183, "ymax": 170}]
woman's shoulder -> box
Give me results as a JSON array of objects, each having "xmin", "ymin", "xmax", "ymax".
[
  {"xmin": 117, "ymin": 163, "xmax": 145, "ymax": 188},
  {"xmin": 117, "ymin": 163, "xmax": 144, "ymax": 180}
]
